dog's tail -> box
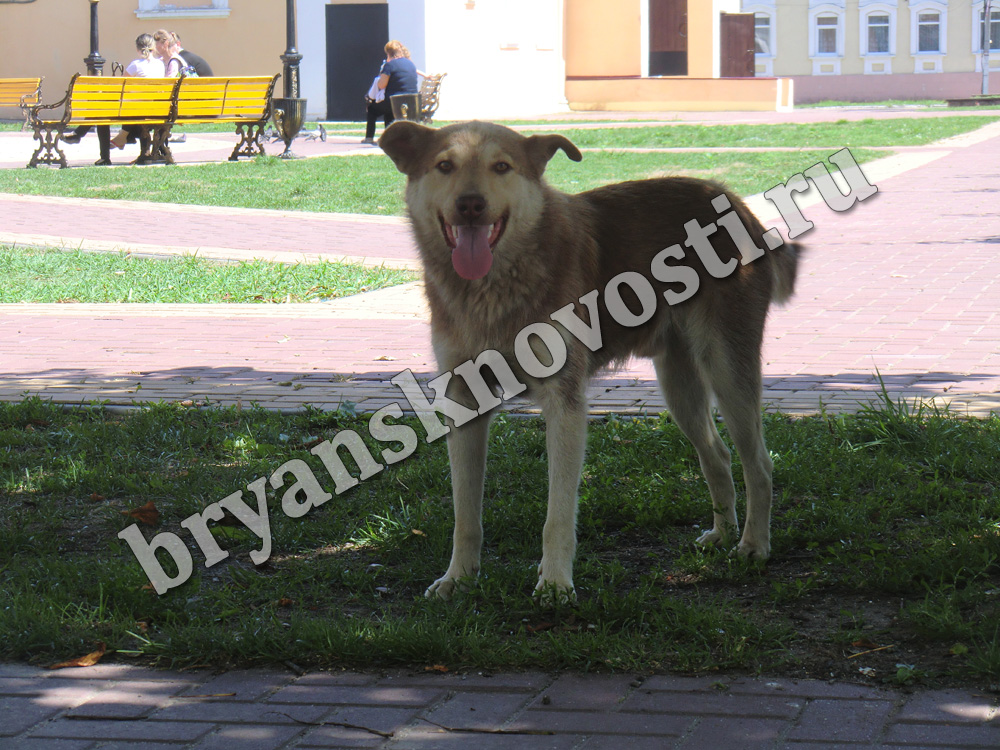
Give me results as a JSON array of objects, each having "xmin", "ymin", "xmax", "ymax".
[
  {"xmin": 726, "ymin": 186, "xmax": 804, "ymax": 306},
  {"xmin": 770, "ymin": 241, "xmax": 804, "ymax": 305}
]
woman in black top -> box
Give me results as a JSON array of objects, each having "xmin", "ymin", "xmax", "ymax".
[{"xmin": 363, "ymin": 40, "xmax": 420, "ymax": 144}]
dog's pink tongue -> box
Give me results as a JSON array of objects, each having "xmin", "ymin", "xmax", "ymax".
[{"xmin": 452, "ymin": 225, "xmax": 493, "ymax": 280}]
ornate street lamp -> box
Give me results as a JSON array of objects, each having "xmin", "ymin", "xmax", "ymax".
[
  {"xmin": 82, "ymin": 0, "xmax": 113, "ymax": 165},
  {"xmin": 280, "ymin": 0, "xmax": 302, "ymax": 99},
  {"xmin": 272, "ymin": 0, "xmax": 307, "ymax": 158},
  {"xmin": 84, "ymin": 0, "xmax": 105, "ymax": 75}
]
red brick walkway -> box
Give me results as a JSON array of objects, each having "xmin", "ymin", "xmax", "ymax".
[{"xmin": 0, "ymin": 120, "xmax": 998, "ymax": 416}]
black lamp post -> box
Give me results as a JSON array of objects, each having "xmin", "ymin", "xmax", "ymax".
[
  {"xmin": 83, "ymin": 0, "xmax": 113, "ymax": 165},
  {"xmin": 280, "ymin": 0, "xmax": 302, "ymax": 98},
  {"xmin": 84, "ymin": 0, "xmax": 105, "ymax": 75},
  {"xmin": 272, "ymin": 0, "xmax": 307, "ymax": 158}
]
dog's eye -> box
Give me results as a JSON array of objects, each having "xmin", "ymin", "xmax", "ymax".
[
  {"xmin": 436, "ymin": 160, "xmax": 454, "ymax": 174},
  {"xmin": 493, "ymin": 161, "xmax": 511, "ymax": 174}
]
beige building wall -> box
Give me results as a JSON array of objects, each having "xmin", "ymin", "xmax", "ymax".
[
  {"xmin": 0, "ymin": 0, "xmax": 284, "ymax": 90},
  {"xmin": 565, "ymin": 0, "xmax": 642, "ymax": 77}
]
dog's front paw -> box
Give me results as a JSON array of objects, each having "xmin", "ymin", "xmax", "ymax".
[
  {"xmin": 533, "ymin": 578, "xmax": 577, "ymax": 608},
  {"xmin": 695, "ymin": 527, "xmax": 733, "ymax": 549},
  {"xmin": 425, "ymin": 572, "xmax": 476, "ymax": 601},
  {"xmin": 534, "ymin": 560, "xmax": 576, "ymax": 607},
  {"xmin": 734, "ymin": 536, "xmax": 770, "ymax": 561}
]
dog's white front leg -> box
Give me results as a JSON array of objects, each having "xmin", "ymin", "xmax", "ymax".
[
  {"xmin": 535, "ymin": 396, "xmax": 588, "ymax": 605},
  {"xmin": 425, "ymin": 413, "xmax": 491, "ymax": 600}
]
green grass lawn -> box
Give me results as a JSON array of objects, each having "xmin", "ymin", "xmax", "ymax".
[
  {"xmin": 0, "ymin": 149, "xmax": 890, "ymax": 216},
  {"xmin": 519, "ymin": 115, "xmax": 1000, "ymax": 149},
  {"xmin": 797, "ymin": 99, "xmax": 948, "ymax": 108},
  {"xmin": 0, "ymin": 396, "xmax": 997, "ymax": 687},
  {"xmin": 1, "ymin": 117, "xmax": 992, "ymax": 217},
  {"xmin": 0, "ymin": 247, "xmax": 413, "ymax": 303}
]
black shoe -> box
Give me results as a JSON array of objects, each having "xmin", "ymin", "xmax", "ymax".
[
  {"xmin": 61, "ymin": 133, "xmax": 82, "ymax": 144},
  {"xmin": 94, "ymin": 157, "xmax": 112, "ymax": 166}
]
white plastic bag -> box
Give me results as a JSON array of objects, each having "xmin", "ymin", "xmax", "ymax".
[{"xmin": 365, "ymin": 76, "xmax": 384, "ymax": 103}]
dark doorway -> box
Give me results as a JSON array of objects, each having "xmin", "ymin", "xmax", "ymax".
[
  {"xmin": 326, "ymin": 3, "xmax": 389, "ymax": 121},
  {"xmin": 720, "ymin": 12, "xmax": 755, "ymax": 77},
  {"xmin": 649, "ymin": 0, "xmax": 687, "ymax": 76}
]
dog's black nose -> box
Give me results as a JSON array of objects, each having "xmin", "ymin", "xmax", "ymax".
[{"xmin": 455, "ymin": 194, "xmax": 487, "ymax": 221}]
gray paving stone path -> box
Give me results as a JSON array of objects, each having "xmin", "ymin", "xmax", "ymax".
[{"xmin": 1, "ymin": 663, "xmax": 998, "ymax": 749}]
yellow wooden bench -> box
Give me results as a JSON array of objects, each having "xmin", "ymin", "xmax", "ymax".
[
  {"xmin": 27, "ymin": 74, "xmax": 180, "ymax": 168},
  {"xmin": 26, "ymin": 73, "xmax": 279, "ymax": 168},
  {"xmin": 0, "ymin": 77, "xmax": 43, "ymax": 129},
  {"xmin": 173, "ymin": 75, "xmax": 279, "ymax": 161}
]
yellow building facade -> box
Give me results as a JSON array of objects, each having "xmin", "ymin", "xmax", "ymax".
[
  {"xmin": 1, "ymin": 0, "xmax": 795, "ymax": 119},
  {"xmin": 0, "ymin": 1, "xmax": 284, "ymax": 88},
  {"xmin": 744, "ymin": 0, "xmax": 1000, "ymax": 102}
]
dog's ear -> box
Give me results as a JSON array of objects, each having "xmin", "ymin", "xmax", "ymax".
[
  {"xmin": 379, "ymin": 121, "xmax": 437, "ymax": 175},
  {"xmin": 523, "ymin": 134, "xmax": 583, "ymax": 174}
]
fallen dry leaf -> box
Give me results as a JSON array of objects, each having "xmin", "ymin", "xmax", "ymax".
[
  {"xmin": 47, "ymin": 642, "xmax": 107, "ymax": 670},
  {"xmin": 425, "ymin": 664, "xmax": 450, "ymax": 673},
  {"xmin": 851, "ymin": 639, "xmax": 880, "ymax": 650},
  {"xmin": 122, "ymin": 501, "xmax": 160, "ymax": 526}
]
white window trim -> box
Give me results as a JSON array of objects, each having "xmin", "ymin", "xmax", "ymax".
[
  {"xmin": 910, "ymin": 1, "xmax": 947, "ymax": 72},
  {"xmin": 744, "ymin": 3, "xmax": 776, "ymax": 77},
  {"xmin": 858, "ymin": 3, "xmax": 896, "ymax": 74},
  {"xmin": 809, "ymin": 5, "xmax": 844, "ymax": 74},
  {"xmin": 972, "ymin": 2, "xmax": 1000, "ymax": 71},
  {"xmin": 136, "ymin": 1, "xmax": 230, "ymax": 20},
  {"xmin": 972, "ymin": 2, "xmax": 1000, "ymax": 52}
]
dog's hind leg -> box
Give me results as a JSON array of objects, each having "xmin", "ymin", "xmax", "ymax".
[
  {"xmin": 534, "ymin": 381, "xmax": 589, "ymax": 605},
  {"xmin": 706, "ymin": 347, "xmax": 773, "ymax": 560},
  {"xmin": 653, "ymin": 340, "xmax": 740, "ymax": 550},
  {"xmin": 426, "ymin": 411, "xmax": 493, "ymax": 600}
]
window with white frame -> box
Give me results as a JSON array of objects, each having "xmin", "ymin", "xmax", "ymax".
[
  {"xmin": 972, "ymin": 2, "xmax": 1000, "ymax": 71},
  {"xmin": 817, "ymin": 15, "xmax": 839, "ymax": 53},
  {"xmin": 910, "ymin": 1, "xmax": 946, "ymax": 72},
  {"xmin": 867, "ymin": 14, "xmax": 890, "ymax": 53},
  {"xmin": 858, "ymin": 2, "xmax": 896, "ymax": 74},
  {"xmin": 742, "ymin": 2, "xmax": 776, "ymax": 76},
  {"xmin": 754, "ymin": 14, "xmax": 772, "ymax": 55},
  {"xmin": 136, "ymin": 1, "xmax": 230, "ymax": 19},
  {"xmin": 979, "ymin": 6, "xmax": 1000, "ymax": 51},
  {"xmin": 809, "ymin": 2, "xmax": 845, "ymax": 74},
  {"xmin": 918, "ymin": 12, "xmax": 941, "ymax": 51}
]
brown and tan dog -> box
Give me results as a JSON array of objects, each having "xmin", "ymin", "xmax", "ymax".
[{"xmin": 379, "ymin": 120, "xmax": 801, "ymax": 603}]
